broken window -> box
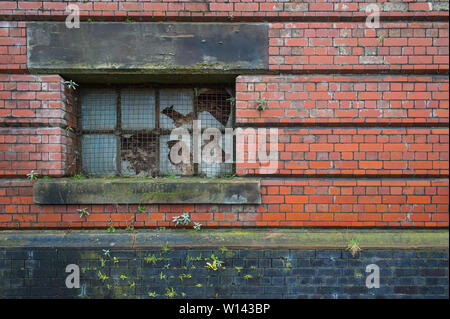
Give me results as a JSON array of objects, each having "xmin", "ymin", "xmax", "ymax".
[{"xmin": 80, "ymin": 86, "xmax": 234, "ymax": 177}]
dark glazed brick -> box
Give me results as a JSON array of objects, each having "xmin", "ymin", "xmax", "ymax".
[{"xmin": 0, "ymin": 248, "xmax": 448, "ymax": 299}]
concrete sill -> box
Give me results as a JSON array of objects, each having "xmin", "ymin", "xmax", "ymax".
[
  {"xmin": 33, "ymin": 177, "xmax": 261, "ymax": 205},
  {"xmin": 1, "ymin": 229, "xmax": 448, "ymax": 250}
]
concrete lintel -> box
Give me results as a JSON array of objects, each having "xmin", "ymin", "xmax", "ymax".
[
  {"xmin": 27, "ymin": 22, "xmax": 269, "ymax": 72},
  {"xmin": 33, "ymin": 178, "xmax": 261, "ymax": 204},
  {"xmin": 0, "ymin": 229, "xmax": 447, "ymax": 250}
]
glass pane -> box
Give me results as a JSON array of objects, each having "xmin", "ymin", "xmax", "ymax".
[
  {"xmin": 121, "ymin": 89, "xmax": 156, "ymax": 130},
  {"xmin": 81, "ymin": 89, "xmax": 117, "ymax": 130},
  {"xmin": 160, "ymin": 89, "xmax": 194, "ymax": 129},
  {"xmin": 196, "ymin": 88, "xmax": 233, "ymax": 129},
  {"xmin": 82, "ymin": 134, "xmax": 117, "ymax": 175},
  {"xmin": 159, "ymin": 134, "xmax": 193, "ymax": 176},
  {"xmin": 121, "ymin": 132, "xmax": 159, "ymax": 177},
  {"xmin": 199, "ymin": 134, "xmax": 233, "ymax": 177}
]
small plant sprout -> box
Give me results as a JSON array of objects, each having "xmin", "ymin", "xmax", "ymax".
[
  {"xmin": 113, "ymin": 257, "xmax": 119, "ymax": 264},
  {"xmin": 226, "ymin": 97, "xmax": 236, "ymax": 106},
  {"xmin": 120, "ymin": 274, "xmax": 128, "ymax": 280},
  {"xmin": 64, "ymin": 126, "xmax": 74, "ymax": 137},
  {"xmin": 346, "ymin": 237, "xmax": 362, "ymax": 257},
  {"xmin": 256, "ymin": 98, "xmax": 268, "ymax": 111},
  {"xmin": 107, "ymin": 226, "xmax": 116, "ymax": 233},
  {"xmin": 205, "ymin": 254, "xmax": 224, "ymax": 271},
  {"xmin": 178, "ymin": 274, "xmax": 192, "ymax": 282},
  {"xmin": 144, "ymin": 254, "xmax": 161, "ymax": 265},
  {"xmin": 97, "ymin": 271, "xmax": 108, "ymax": 282},
  {"xmin": 244, "ymin": 274, "xmax": 254, "ymax": 280},
  {"xmin": 161, "ymin": 241, "xmax": 171, "ymax": 253},
  {"xmin": 172, "ymin": 213, "xmax": 191, "ymax": 226},
  {"xmin": 165, "ymin": 288, "xmax": 178, "ymax": 299},
  {"xmin": 78, "ymin": 208, "xmax": 90, "ymax": 218},
  {"xmin": 26, "ymin": 170, "xmax": 38, "ymax": 181},
  {"xmin": 63, "ymin": 80, "xmax": 78, "ymax": 90},
  {"xmin": 137, "ymin": 206, "xmax": 146, "ymax": 213},
  {"xmin": 102, "ymin": 249, "xmax": 111, "ymax": 258},
  {"xmin": 148, "ymin": 291, "xmax": 158, "ymax": 298},
  {"xmin": 193, "ymin": 222, "xmax": 202, "ymax": 231}
]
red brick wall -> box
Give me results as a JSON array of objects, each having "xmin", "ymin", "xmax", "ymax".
[
  {"xmin": 0, "ymin": 127, "xmax": 76, "ymax": 177},
  {"xmin": 236, "ymin": 128, "xmax": 449, "ymax": 176},
  {"xmin": 0, "ymin": 74, "xmax": 77, "ymax": 127},
  {"xmin": 0, "ymin": 21, "xmax": 26, "ymax": 71},
  {"xmin": 0, "ymin": 0, "xmax": 448, "ymax": 229},
  {"xmin": 236, "ymin": 75, "xmax": 449, "ymax": 124},
  {"xmin": 269, "ymin": 22, "xmax": 449, "ymax": 71},
  {"xmin": 0, "ymin": 1, "xmax": 448, "ymax": 19},
  {"xmin": 0, "ymin": 178, "xmax": 447, "ymax": 228}
]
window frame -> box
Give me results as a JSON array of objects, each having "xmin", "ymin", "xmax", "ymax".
[{"xmin": 77, "ymin": 84, "xmax": 236, "ymax": 177}]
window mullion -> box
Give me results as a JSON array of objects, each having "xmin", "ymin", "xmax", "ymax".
[
  {"xmin": 193, "ymin": 87, "xmax": 198, "ymax": 176},
  {"xmin": 116, "ymin": 88, "xmax": 122, "ymax": 175},
  {"xmin": 155, "ymin": 88, "xmax": 160, "ymax": 177}
]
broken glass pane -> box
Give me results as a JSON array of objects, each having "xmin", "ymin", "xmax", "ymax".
[
  {"xmin": 197, "ymin": 88, "xmax": 233, "ymax": 129},
  {"xmin": 160, "ymin": 89, "xmax": 194, "ymax": 129},
  {"xmin": 199, "ymin": 134, "xmax": 233, "ymax": 177},
  {"xmin": 121, "ymin": 132, "xmax": 158, "ymax": 176},
  {"xmin": 159, "ymin": 134, "xmax": 194, "ymax": 176},
  {"xmin": 82, "ymin": 134, "xmax": 117, "ymax": 175},
  {"xmin": 121, "ymin": 89, "xmax": 156, "ymax": 130},
  {"xmin": 81, "ymin": 89, "xmax": 117, "ymax": 130}
]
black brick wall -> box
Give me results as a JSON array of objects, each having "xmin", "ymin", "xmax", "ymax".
[{"xmin": 0, "ymin": 248, "xmax": 448, "ymax": 299}]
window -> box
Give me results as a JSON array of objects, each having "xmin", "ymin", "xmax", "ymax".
[{"xmin": 79, "ymin": 86, "xmax": 234, "ymax": 177}]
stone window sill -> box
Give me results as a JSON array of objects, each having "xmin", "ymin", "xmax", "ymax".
[{"xmin": 33, "ymin": 178, "xmax": 261, "ymax": 205}]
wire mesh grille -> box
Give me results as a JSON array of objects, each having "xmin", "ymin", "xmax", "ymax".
[
  {"xmin": 81, "ymin": 134, "xmax": 118, "ymax": 175},
  {"xmin": 121, "ymin": 132, "xmax": 159, "ymax": 176},
  {"xmin": 81, "ymin": 89, "xmax": 117, "ymax": 130},
  {"xmin": 197, "ymin": 88, "xmax": 233, "ymax": 129},
  {"xmin": 160, "ymin": 89, "xmax": 194, "ymax": 129},
  {"xmin": 121, "ymin": 89, "xmax": 156, "ymax": 130},
  {"xmin": 159, "ymin": 135, "xmax": 194, "ymax": 176},
  {"xmin": 199, "ymin": 134, "xmax": 233, "ymax": 177},
  {"xmin": 80, "ymin": 87, "xmax": 234, "ymax": 176}
]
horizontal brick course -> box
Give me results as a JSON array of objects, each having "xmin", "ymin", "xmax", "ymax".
[
  {"xmin": 0, "ymin": 178, "xmax": 447, "ymax": 228},
  {"xmin": 236, "ymin": 75, "xmax": 449, "ymax": 125},
  {"xmin": 0, "ymin": 1, "xmax": 448, "ymax": 19},
  {"xmin": 0, "ymin": 21, "xmax": 26, "ymax": 71},
  {"xmin": 236, "ymin": 128, "xmax": 449, "ymax": 176},
  {"xmin": 269, "ymin": 22, "xmax": 449, "ymax": 71},
  {"xmin": 0, "ymin": 127, "xmax": 76, "ymax": 177},
  {"xmin": 0, "ymin": 74, "xmax": 77, "ymax": 127}
]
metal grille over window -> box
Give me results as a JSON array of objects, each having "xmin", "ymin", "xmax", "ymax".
[
  {"xmin": 81, "ymin": 90, "xmax": 117, "ymax": 130},
  {"xmin": 121, "ymin": 89, "xmax": 156, "ymax": 130},
  {"xmin": 82, "ymin": 135, "xmax": 118, "ymax": 175},
  {"xmin": 80, "ymin": 87, "xmax": 234, "ymax": 177},
  {"xmin": 160, "ymin": 89, "xmax": 194, "ymax": 129}
]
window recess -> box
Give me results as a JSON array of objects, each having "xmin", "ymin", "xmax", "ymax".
[{"xmin": 79, "ymin": 86, "xmax": 235, "ymax": 177}]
